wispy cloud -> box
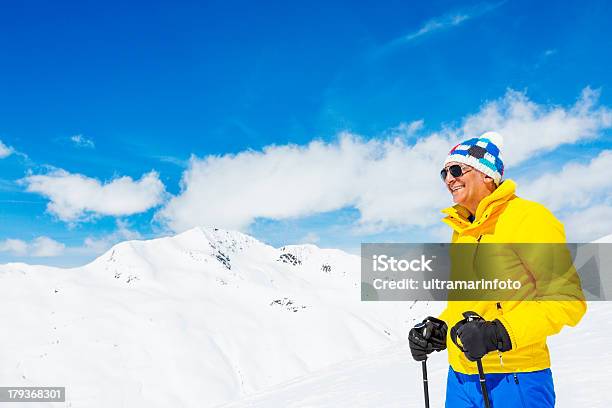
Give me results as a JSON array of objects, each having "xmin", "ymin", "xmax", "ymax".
[
  {"xmin": 299, "ymin": 232, "xmax": 320, "ymax": 244},
  {"xmin": 0, "ymin": 140, "xmax": 14, "ymax": 158},
  {"xmin": 0, "ymin": 239, "xmax": 27, "ymax": 256},
  {"xmin": 153, "ymin": 155, "xmax": 190, "ymax": 168},
  {"xmin": 382, "ymin": 120, "xmax": 425, "ymax": 138},
  {"xmin": 380, "ymin": 1, "xmax": 505, "ymax": 53},
  {"xmin": 0, "ymin": 236, "xmax": 65, "ymax": 257},
  {"xmin": 80, "ymin": 220, "xmax": 142, "ymax": 254},
  {"xmin": 70, "ymin": 134, "xmax": 95, "ymax": 149},
  {"xmin": 0, "ymin": 179, "xmax": 20, "ymax": 192},
  {"xmin": 535, "ymin": 49, "xmax": 558, "ymax": 69},
  {"xmin": 543, "ymin": 49, "xmax": 557, "ymax": 58},
  {"xmin": 403, "ymin": 13, "xmax": 470, "ymax": 42},
  {"xmin": 0, "ymin": 139, "xmax": 32, "ymax": 165}
]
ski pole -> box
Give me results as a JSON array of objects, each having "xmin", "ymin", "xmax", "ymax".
[
  {"xmin": 450, "ymin": 311, "xmax": 492, "ymax": 408},
  {"xmin": 412, "ymin": 321, "xmax": 431, "ymax": 408},
  {"xmin": 421, "ymin": 360, "xmax": 430, "ymax": 408},
  {"xmin": 476, "ymin": 358, "xmax": 491, "ymax": 408},
  {"xmin": 465, "ymin": 314, "xmax": 491, "ymax": 408}
]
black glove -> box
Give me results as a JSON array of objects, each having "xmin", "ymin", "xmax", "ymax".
[
  {"xmin": 408, "ymin": 316, "xmax": 447, "ymax": 361},
  {"xmin": 451, "ymin": 314, "xmax": 512, "ymax": 362}
]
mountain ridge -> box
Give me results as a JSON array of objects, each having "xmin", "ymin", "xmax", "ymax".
[{"xmin": 0, "ymin": 226, "xmax": 429, "ymax": 407}]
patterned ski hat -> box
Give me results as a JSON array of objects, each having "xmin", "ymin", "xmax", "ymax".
[{"xmin": 444, "ymin": 131, "xmax": 504, "ymax": 185}]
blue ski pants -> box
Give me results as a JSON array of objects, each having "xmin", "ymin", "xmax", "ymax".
[{"xmin": 445, "ymin": 366, "xmax": 555, "ymax": 408}]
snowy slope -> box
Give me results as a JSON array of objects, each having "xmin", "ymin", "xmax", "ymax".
[
  {"xmin": 221, "ymin": 302, "xmax": 611, "ymax": 408},
  {"xmin": 0, "ymin": 227, "xmax": 439, "ymax": 407},
  {"xmin": 3, "ymin": 228, "xmax": 606, "ymax": 407},
  {"xmin": 594, "ymin": 233, "xmax": 612, "ymax": 243}
]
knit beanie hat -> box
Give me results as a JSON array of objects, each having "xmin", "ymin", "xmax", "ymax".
[{"xmin": 444, "ymin": 131, "xmax": 505, "ymax": 185}]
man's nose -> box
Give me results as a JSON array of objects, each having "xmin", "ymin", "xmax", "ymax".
[{"xmin": 445, "ymin": 170, "xmax": 456, "ymax": 184}]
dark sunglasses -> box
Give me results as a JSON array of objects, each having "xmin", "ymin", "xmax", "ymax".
[{"xmin": 440, "ymin": 164, "xmax": 472, "ymax": 181}]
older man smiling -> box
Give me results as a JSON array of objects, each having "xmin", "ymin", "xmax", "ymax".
[{"xmin": 408, "ymin": 132, "xmax": 586, "ymax": 408}]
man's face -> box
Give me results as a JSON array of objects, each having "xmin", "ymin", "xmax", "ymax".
[{"xmin": 443, "ymin": 162, "xmax": 489, "ymax": 206}]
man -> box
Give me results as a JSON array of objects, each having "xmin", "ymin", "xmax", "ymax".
[{"xmin": 408, "ymin": 132, "xmax": 586, "ymax": 407}]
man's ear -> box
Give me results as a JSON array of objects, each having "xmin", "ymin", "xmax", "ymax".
[{"xmin": 483, "ymin": 174, "xmax": 496, "ymax": 188}]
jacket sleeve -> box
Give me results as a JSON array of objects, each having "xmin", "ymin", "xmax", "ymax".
[{"xmin": 496, "ymin": 204, "xmax": 587, "ymax": 350}]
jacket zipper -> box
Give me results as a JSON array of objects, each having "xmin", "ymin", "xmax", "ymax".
[
  {"xmin": 472, "ymin": 235, "xmax": 482, "ymax": 279},
  {"xmin": 496, "ymin": 302, "xmax": 504, "ymax": 366}
]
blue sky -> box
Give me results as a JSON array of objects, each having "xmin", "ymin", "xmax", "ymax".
[{"xmin": 1, "ymin": 0, "xmax": 611, "ymax": 266}]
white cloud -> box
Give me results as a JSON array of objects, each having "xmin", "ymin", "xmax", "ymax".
[
  {"xmin": 0, "ymin": 222, "xmax": 143, "ymax": 264},
  {"xmin": 0, "ymin": 140, "xmax": 14, "ymax": 158},
  {"xmin": 299, "ymin": 232, "xmax": 320, "ymax": 244},
  {"xmin": 156, "ymin": 133, "xmax": 454, "ymax": 232},
  {"xmin": 562, "ymin": 205, "xmax": 612, "ymax": 242},
  {"xmin": 461, "ymin": 87, "xmax": 612, "ymax": 166},
  {"xmin": 519, "ymin": 150, "xmax": 612, "ymax": 212},
  {"xmin": 70, "ymin": 134, "xmax": 95, "ymax": 149},
  {"xmin": 31, "ymin": 236, "xmax": 66, "ymax": 257},
  {"xmin": 518, "ymin": 150, "xmax": 612, "ymax": 242},
  {"xmin": 0, "ymin": 239, "xmax": 28, "ymax": 256},
  {"xmin": 157, "ymin": 88, "xmax": 612, "ymax": 234},
  {"xmin": 0, "ymin": 236, "xmax": 65, "ymax": 257},
  {"xmin": 22, "ymin": 169, "xmax": 167, "ymax": 222},
  {"xmin": 81, "ymin": 220, "xmax": 142, "ymax": 254}
]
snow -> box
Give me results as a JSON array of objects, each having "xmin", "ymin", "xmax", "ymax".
[
  {"xmin": 0, "ymin": 227, "xmax": 437, "ymax": 407},
  {"xmin": 221, "ymin": 302, "xmax": 611, "ymax": 408},
  {"xmin": 594, "ymin": 233, "xmax": 612, "ymax": 243},
  {"xmin": 0, "ymin": 227, "xmax": 608, "ymax": 407}
]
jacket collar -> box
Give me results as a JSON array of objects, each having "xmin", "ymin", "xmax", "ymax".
[{"xmin": 441, "ymin": 179, "xmax": 517, "ymax": 233}]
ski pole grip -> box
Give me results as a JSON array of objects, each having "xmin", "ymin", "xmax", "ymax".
[{"xmin": 450, "ymin": 311, "xmax": 483, "ymax": 351}]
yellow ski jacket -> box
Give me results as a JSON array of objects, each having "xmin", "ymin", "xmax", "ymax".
[{"xmin": 438, "ymin": 179, "xmax": 586, "ymax": 374}]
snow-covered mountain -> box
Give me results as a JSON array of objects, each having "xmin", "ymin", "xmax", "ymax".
[
  {"xmin": 0, "ymin": 227, "xmax": 439, "ymax": 407},
  {"xmin": 219, "ymin": 236, "xmax": 612, "ymax": 408}
]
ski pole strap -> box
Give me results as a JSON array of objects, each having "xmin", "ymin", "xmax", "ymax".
[{"xmin": 450, "ymin": 324, "xmax": 464, "ymax": 352}]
